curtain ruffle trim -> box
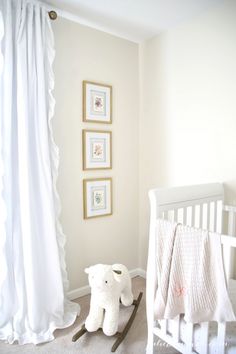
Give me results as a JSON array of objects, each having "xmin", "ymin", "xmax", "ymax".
[
  {"xmin": 45, "ymin": 7, "xmax": 80, "ymax": 317},
  {"xmin": 0, "ymin": 300, "xmax": 79, "ymax": 345},
  {"xmin": 0, "ymin": 10, "xmax": 8, "ymax": 298}
]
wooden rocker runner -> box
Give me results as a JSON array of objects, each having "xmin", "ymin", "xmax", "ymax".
[{"xmin": 72, "ymin": 292, "xmax": 143, "ymax": 352}]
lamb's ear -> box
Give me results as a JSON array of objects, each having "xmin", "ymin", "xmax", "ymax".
[
  {"xmin": 113, "ymin": 269, "xmax": 122, "ymax": 282},
  {"xmin": 85, "ymin": 267, "xmax": 90, "ymax": 274}
]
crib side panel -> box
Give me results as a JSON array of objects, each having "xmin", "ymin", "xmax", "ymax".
[
  {"xmin": 222, "ymin": 205, "xmax": 236, "ymax": 279},
  {"xmin": 160, "ymin": 199, "xmax": 223, "ymax": 353},
  {"xmin": 151, "ymin": 182, "xmax": 224, "ymax": 230},
  {"xmin": 147, "ymin": 183, "xmax": 224, "ymax": 354},
  {"xmin": 160, "ymin": 200, "xmax": 223, "ymax": 233}
]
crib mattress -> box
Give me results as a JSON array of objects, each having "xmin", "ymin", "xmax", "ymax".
[{"xmin": 167, "ymin": 279, "xmax": 236, "ymax": 353}]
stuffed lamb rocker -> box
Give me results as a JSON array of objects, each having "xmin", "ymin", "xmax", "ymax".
[{"xmin": 85, "ymin": 263, "xmax": 133, "ymax": 336}]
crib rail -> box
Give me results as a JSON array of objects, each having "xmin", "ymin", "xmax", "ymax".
[
  {"xmin": 150, "ymin": 183, "xmax": 223, "ymax": 211},
  {"xmin": 221, "ymin": 234, "xmax": 236, "ymax": 247}
]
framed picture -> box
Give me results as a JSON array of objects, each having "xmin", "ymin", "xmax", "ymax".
[
  {"xmin": 83, "ymin": 178, "xmax": 112, "ymax": 219},
  {"xmin": 83, "ymin": 81, "xmax": 112, "ymax": 123},
  {"xmin": 82, "ymin": 129, "xmax": 112, "ymax": 170}
]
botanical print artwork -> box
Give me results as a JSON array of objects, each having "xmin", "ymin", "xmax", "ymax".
[
  {"xmin": 91, "ymin": 138, "xmax": 106, "ymax": 162},
  {"xmin": 83, "ymin": 81, "xmax": 111, "ymax": 123},
  {"xmin": 91, "ymin": 187, "xmax": 106, "ymax": 211},
  {"xmin": 94, "ymin": 95, "xmax": 104, "ymax": 111},
  {"xmin": 83, "ymin": 178, "xmax": 112, "ymax": 218},
  {"xmin": 83, "ymin": 130, "xmax": 111, "ymax": 170},
  {"xmin": 91, "ymin": 90, "xmax": 106, "ymax": 116}
]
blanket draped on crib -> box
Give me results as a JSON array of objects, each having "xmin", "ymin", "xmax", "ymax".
[{"xmin": 154, "ymin": 219, "xmax": 235, "ymax": 323}]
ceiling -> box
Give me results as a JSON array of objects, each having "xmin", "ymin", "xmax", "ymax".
[{"xmin": 42, "ymin": 0, "xmax": 224, "ymax": 42}]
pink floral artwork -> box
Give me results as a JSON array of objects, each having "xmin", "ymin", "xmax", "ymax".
[{"xmin": 93, "ymin": 95, "xmax": 104, "ymax": 113}]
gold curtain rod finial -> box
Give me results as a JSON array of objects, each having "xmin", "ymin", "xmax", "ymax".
[{"xmin": 48, "ymin": 10, "xmax": 57, "ymax": 20}]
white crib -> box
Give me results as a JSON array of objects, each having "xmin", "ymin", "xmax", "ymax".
[{"xmin": 146, "ymin": 183, "xmax": 236, "ymax": 354}]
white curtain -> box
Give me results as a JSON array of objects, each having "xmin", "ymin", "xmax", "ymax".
[{"xmin": 0, "ymin": 0, "xmax": 79, "ymax": 345}]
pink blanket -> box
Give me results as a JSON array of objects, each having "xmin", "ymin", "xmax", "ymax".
[{"xmin": 154, "ymin": 219, "xmax": 235, "ymax": 323}]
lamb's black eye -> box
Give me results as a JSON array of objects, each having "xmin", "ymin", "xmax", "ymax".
[{"xmin": 105, "ymin": 281, "xmax": 108, "ymax": 284}]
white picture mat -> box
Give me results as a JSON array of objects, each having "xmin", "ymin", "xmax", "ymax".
[
  {"xmin": 85, "ymin": 131, "xmax": 111, "ymax": 169},
  {"xmin": 86, "ymin": 83, "xmax": 111, "ymax": 122},
  {"xmin": 86, "ymin": 180, "xmax": 111, "ymax": 217}
]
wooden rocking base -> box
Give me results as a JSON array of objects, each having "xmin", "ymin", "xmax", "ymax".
[{"xmin": 72, "ymin": 292, "xmax": 143, "ymax": 352}]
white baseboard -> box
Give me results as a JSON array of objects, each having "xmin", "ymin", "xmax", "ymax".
[
  {"xmin": 67, "ymin": 268, "xmax": 146, "ymax": 301},
  {"xmin": 67, "ymin": 285, "xmax": 90, "ymax": 300},
  {"xmin": 129, "ymin": 267, "xmax": 146, "ymax": 279}
]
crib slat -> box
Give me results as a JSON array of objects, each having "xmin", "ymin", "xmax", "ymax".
[
  {"xmin": 163, "ymin": 210, "xmax": 168, "ymax": 220},
  {"xmin": 185, "ymin": 323, "xmax": 194, "ymax": 353},
  {"xmin": 209, "ymin": 202, "xmax": 215, "ymax": 232},
  {"xmin": 183, "ymin": 207, "xmax": 187, "ymax": 225},
  {"xmin": 217, "ymin": 322, "xmax": 226, "ymax": 354},
  {"xmin": 223, "ymin": 245, "xmax": 233, "ymax": 283},
  {"xmin": 229, "ymin": 210, "xmax": 236, "ymax": 266},
  {"xmin": 217, "ymin": 200, "xmax": 223, "ymax": 233},
  {"xmin": 192, "ymin": 206, "xmax": 195, "ymax": 227},
  {"xmin": 173, "ymin": 209, "xmax": 177, "ymax": 222},
  {"xmin": 228, "ymin": 209, "xmax": 236, "ymax": 235},
  {"xmin": 199, "ymin": 204, "xmax": 203, "ymax": 228},
  {"xmin": 161, "ymin": 319, "xmax": 167, "ymax": 335},
  {"xmin": 214, "ymin": 201, "xmax": 217, "ymax": 232},
  {"xmin": 199, "ymin": 322, "xmax": 209, "ymax": 354},
  {"xmin": 209, "ymin": 201, "xmax": 212, "ymax": 231},
  {"xmin": 207, "ymin": 203, "xmax": 210, "ymax": 229},
  {"xmin": 173, "ymin": 316, "xmax": 180, "ymax": 343},
  {"xmin": 224, "ymin": 209, "xmax": 236, "ymax": 280}
]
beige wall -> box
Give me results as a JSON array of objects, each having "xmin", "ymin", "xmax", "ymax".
[
  {"xmin": 52, "ymin": 19, "xmax": 139, "ymax": 291},
  {"xmin": 139, "ymin": 0, "xmax": 236, "ymax": 269},
  {"xmin": 52, "ymin": 0, "xmax": 236, "ymax": 289}
]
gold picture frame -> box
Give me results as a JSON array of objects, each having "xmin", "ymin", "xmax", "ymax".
[
  {"xmin": 83, "ymin": 81, "xmax": 112, "ymax": 124},
  {"xmin": 82, "ymin": 129, "xmax": 112, "ymax": 170},
  {"xmin": 83, "ymin": 178, "xmax": 112, "ymax": 219}
]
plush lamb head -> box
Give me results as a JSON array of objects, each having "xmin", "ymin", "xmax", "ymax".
[{"xmin": 84, "ymin": 263, "xmax": 133, "ymax": 336}]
